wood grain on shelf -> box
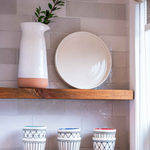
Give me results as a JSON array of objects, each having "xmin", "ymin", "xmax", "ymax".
[{"xmin": 0, "ymin": 88, "xmax": 133, "ymax": 100}]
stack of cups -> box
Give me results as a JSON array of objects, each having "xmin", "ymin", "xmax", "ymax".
[
  {"xmin": 57, "ymin": 128, "xmax": 81, "ymax": 150},
  {"xmin": 22, "ymin": 126, "xmax": 47, "ymax": 150},
  {"xmin": 92, "ymin": 128, "xmax": 116, "ymax": 150}
]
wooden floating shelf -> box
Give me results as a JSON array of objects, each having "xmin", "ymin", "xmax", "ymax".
[{"xmin": 0, "ymin": 88, "xmax": 133, "ymax": 100}]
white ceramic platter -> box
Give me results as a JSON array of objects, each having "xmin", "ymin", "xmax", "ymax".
[{"xmin": 55, "ymin": 32, "xmax": 112, "ymax": 89}]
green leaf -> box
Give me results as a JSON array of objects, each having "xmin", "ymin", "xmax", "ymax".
[
  {"xmin": 39, "ymin": 6, "xmax": 41, "ymax": 11},
  {"xmin": 48, "ymin": 3, "xmax": 52, "ymax": 10},
  {"xmin": 46, "ymin": 10, "xmax": 50, "ymax": 16},
  {"xmin": 41, "ymin": 11, "xmax": 46, "ymax": 14},
  {"xmin": 46, "ymin": 20, "xmax": 50, "ymax": 24},
  {"xmin": 56, "ymin": 1, "xmax": 62, "ymax": 5},
  {"xmin": 42, "ymin": 20, "xmax": 46, "ymax": 23},
  {"xmin": 40, "ymin": 16, "xmax": 45, "ymax": 18},
  {"xmin": 53, "ymin": 0, "xmax": 56, "ymax": 3},
  {"xmin": 35, "ymin": 12, "xmax": 38, "ymax": 18},
  {"xmin": 36, "ymin": 8, "xmax": 40, "ymax": 14},
  {"xmin": 53, "ymin": 7, "xmax": 57, "ymax": 11},
  {"xmin": 48, "ymin": 14, "xmax": 54, "ymax": 18},
  {"xmin": 56, "ymin": 7, "xmax": 61, "ymax": 10},
  {"xmin": 53, "ymin": 15, "xmax": 58, "ymax": 17},
  {"xmin": 38, "ymin": 17, "xmax": 42, "ymax": 22},
  {"xmin": 59, "ymin": 4, "xmax": 64, "ymax": 6}
]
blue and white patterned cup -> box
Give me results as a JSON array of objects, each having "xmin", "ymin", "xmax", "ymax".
[
  {"xmin": 57, "ymin": 128, "xmax": 81, "ymax": 139},
  {"xmin": 93, "ymin": 137, "xmax": 116, "ymax": 150},
  {"xmin": 23, "ymin": 126, "xmax": 47, "ymax": 139}
]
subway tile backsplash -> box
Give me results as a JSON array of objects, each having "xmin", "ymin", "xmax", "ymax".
[
  {"xmin": 0, "ymin": 0, "xmax": 17, "ymax": 14},
  {"xmin": 80, "ymin": 18, "xmax": 126, "ymax": 36},
  {"xmin": 0, "ymin": 0, "xmax": 129, "ymax": 150},
  {"xmin": 66, "ymin": 2, "xmax": 113, "ymax": 19}
]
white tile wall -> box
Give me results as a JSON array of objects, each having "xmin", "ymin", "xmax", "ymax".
[
  {"xmin": 115, "ymin": 132, "xmax": 127, "ymax": 148},
  {"xmin": 33, "ymin": 115, "xmax": 82, "ymax": 131},
  {"xmin": 0, "ymin": 116, "xmax": 32, "ymax": 130},
  {"xmin": 17, "ymin": 99, "xmax": 66, "ymax": 115},
  {"xmin": 81, "ymin": 133, "xmax": 93, "ymax": 148},
  {"xmin": 48, "ymin": 17, "xmax": 80, "ymax": 33},
  {"xmin": 0, "ymin": 31, "xmax": 21, "ymax": 48},
  {"xmin": 0, "ymin": 131, "xmax": 22, "ymax": 148},
  {"xmin": 112, "ymin": 117, "xmax": 127, "ymax": 131},
  {"xmin": 80, "ymin": 18, "xmax": 126, "ymax": 36},
  {"xmin": 17, "ymin": 0, "xmax": 66, "ymax": 17},
  {"xmin": 0, "ymin": 0, "xmax": 16, "ymax": 14},
  {"xmin": 0, "ymin": 49, "xmax": 18, "ymax": 64},
  {"xmin": 113, "ymin": 101, "xmax": 129, "ymax": 116},
  {"xmin": 0, "ymin": 15, "xmax": 32, "ymax": 31},
  {"xmin": 98, "ymin": 36, "xmax": 126, "ymax": 52},
  {"xmin": 50, "ymin": 33, "xmax": 68, "ymax": 49},
  {"xmin": 0, "ymin": 99, "xmax": 17, "ymax": 115},
  {"xmin": 0, "ymin": 64, "xmax": 18, "ymax": 80},
  {"xmin": 66, "ymin": 2, "xmax": 114, "ymax": 19},
  {"xmin": 65, "ymin": 100, "xmax": 113, "ymax": 116},
  {"xmin": 48, "ymin": 65, "xmax": 62, "ymax": 82},
  {"xmin": 49, "ymin": 81, "xmax": 71, "ymax": 89},
  {"xmin": 81, "ymin": 115, "xmax": 113, "ymax": 133},
  {"xmin": 0, "ymin": 81, "xmax": 18, "ymax": 88},
  {"xmin": 113, "ymin": 52, "xmax": 127, "ymax": 67},
  {"xmin": 98, "ymin": 0, "xmax": 126, "ymax": 4}
]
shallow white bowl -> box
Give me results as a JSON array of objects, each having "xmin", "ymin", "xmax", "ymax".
[
  {"xmin": 93, "ymin": 128, "xmax": 116, "ymax": 138},
  {"xmin": 93, "ymin": 137, "xmax": 116, "ymax": 150},
  {"xmin": 23, "ymin": 126, "xmax": 47, "ymax": 139},
  {"xmin": 57, "ymin": 128, "xmax": 80, "ymax": 139},
  {"xmin": 55, "ymin": 32, "xmax": 112, "ymax": 89},
  {"xmin": 57, "ymin": 137, "xmax": 81, "ymax": 150}
]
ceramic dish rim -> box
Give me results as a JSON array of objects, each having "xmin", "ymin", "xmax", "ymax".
[{"xmin": 55, "ymin": 31, "xmax": 112, "ymax": 89}]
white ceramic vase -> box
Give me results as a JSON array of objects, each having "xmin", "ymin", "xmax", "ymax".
[{"xmin": 18, "ymin": 22, "xmax": 50, "ymax": 88}]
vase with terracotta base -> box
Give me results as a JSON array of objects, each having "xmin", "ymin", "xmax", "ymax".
[{"xmin": 18, "ymin": 22, "xmax": 50, "ymax": 88}]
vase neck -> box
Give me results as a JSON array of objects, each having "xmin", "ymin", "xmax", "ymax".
[{"xmin": 20, "ymin": 22, "xmax": 50, "ymax": 34}]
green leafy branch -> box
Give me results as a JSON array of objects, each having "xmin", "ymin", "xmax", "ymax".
[{"xmin": 35, "ymin": 0, "xmax": 65, "ymax": 25}]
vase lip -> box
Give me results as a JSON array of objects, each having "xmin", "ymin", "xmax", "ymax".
[{"xmin": 20, "ymin": 22, "xmax": 50, "ymax": 31}]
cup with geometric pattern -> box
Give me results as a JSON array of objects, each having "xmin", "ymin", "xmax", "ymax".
[
  {"xmin": 23, "ymin": 126, "xmax": 47, "ymax": 139},
  {"xmin": 92, "ymin": 137, "xmax": 116, "ymax": 150},
  {"xmin": 93, "ymin": 128, "xmax": 116, "ymax": 150},
  {"xmin": 93, "ymin": 128, "xmax": 116, "ymax": 139},
  {"xmin": 57, "ymin": 128, "xmax": 81, "ymax": 139},
  {"xmin": 57, "ymin": 128, "xmax": 81, "ymax": 150},
  {"xmin": 22, "ymin": 126, "xmax": 47, "ymax": 150}
]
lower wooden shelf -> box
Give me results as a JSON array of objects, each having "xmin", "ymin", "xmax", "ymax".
[{"xmin": 0, "ymin": 88, "xmax": 133, "ymax": 100}]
